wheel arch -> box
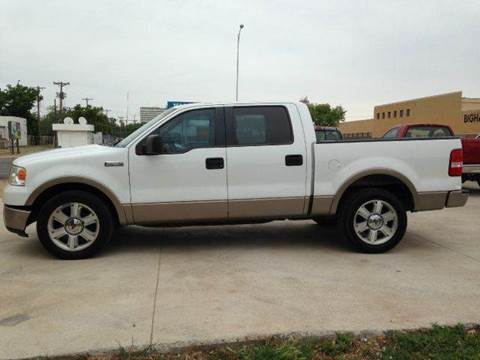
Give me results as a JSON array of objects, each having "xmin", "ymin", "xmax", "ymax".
[
  {"xmin": 332, "ymin": 170, "xmax": 417, "ymax": 215},
  {"xmin": 26, "ymin": 178, "xmax": 131, "ymax": 226}
]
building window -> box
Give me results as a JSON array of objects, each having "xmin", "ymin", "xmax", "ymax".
[
  {"xmin": 377, "ymin": 113, "xmax": 380, "ymax": 119},
  {"xmin": 400, "ymin": 109, "xmax": 404, "ymax": 117},
  {"xmin": 388, "ymin": 111, "xmax": 391, "ymax": 118},
  {"xmin": 382, "ymin": 112, "xmax": 385, "ymax": 119},
  {"xmin": 406, "ymin": 109, "xmax": 410, "ymax": 117},
  {"xmin": 394, "ymin": 110, "xmax": 397, "ymax": 117}
]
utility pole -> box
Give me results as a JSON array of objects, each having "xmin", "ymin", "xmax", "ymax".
[
  {"xmin": 82, "ymin": 97, "xmax": 93, "ymax": 107},
  {"xmin": 53, "ymin": 81, "xmax": 70, "ymax": 119},
  {"xmin": 34, "ymin": 86, "xmax": 45, "ymax": 146},
  {"xmin": 126, "ymin": 92, "xmax": 129, "ymax": 124},
  {"xmin": 235, "ymin": 24, "xmax": 245, "ymax": 102},
  {"xmin": 36, "ymin": 86, "xmax": 45, "ymax": 121}
]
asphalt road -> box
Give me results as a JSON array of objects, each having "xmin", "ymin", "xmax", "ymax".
[{"xmin": 1, "ymin": 183, "xmax": 479, "ymax": 359}]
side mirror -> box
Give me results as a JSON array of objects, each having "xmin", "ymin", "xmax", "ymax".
[{"xmin": 145, "ymin": 134, "xmax": 162, "ymax": 155}]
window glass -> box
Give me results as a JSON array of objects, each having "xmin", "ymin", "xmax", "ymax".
[
  {"xmin": 146, "ymin": 108, "xmax": 216, "ymax": 153},
  {"xmin": 406, "ymin": 109, "xmax": 410, "ymax": 117},
  {"xmin": 383, "ymin": 128, "xmax": 399, "ymax": 139},
  {"xmin": 115, "ymin": 107, "xmax": 176, "ymax": 147},
  {"xmin": 231, "ymin": 106, "xmax": 293, "ymax": 146},
  {"xmin": 316, "ymin": 130, "xmax": 326, "ymax": 142},
  {"xmin": 405, "ymin": 126, "xmax": 452, "ymax": 138}
]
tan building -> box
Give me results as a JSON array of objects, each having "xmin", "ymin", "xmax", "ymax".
[{"xmin": 339, "ymin": 91, "xmax": 480, "ymax": 138}]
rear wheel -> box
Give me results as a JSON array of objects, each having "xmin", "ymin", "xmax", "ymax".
[
  {"xmin": 338, "ymin": 188, "xmax": 407, "ymax": 253},
  {"xmin": 36, "ymin": 190, "xmax": 114, "ymax": 259}
]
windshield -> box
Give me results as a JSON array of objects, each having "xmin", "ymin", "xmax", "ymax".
[{"xmin": 115, "ymin": 108, "xmax": 177, "ymax": 147}]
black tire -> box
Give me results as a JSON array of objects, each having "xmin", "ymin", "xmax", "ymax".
[
  {"xmin": 313, "ymin": 216, "xmax": 337, "ymax": 226},
  {"xmin": 338, "ymin": 188, "xmax": 407, "ymax": 253},
  {"xmin": 36, "ymin": 190, "xmax": 114, "ymax": 259}
]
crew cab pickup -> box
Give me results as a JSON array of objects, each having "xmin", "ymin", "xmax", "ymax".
[
  {"xmin": 4, "ymin": 102, "xmax": 468, "ymax": 259},
  {"xmin": 382, "ymin": 124, "xmax": 480, "ymax": 185}
]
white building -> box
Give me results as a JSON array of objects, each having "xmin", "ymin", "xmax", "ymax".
[
  {"xmin": 0, "ymin": 116, "xmax": 28, "ymax": 147},
  {"xmin": 140, "ymin": 107, "xmax": 166, "ymax": 123},
  {"xmin": 52, "ymin": 117, "xmax": 94, "ymax": 148}
]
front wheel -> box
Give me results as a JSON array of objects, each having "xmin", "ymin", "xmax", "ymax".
[
  {"xmin": 36, "ymin": 190, "xmax": 114, "ymax": 259},
  {"xmin": 338, "ymin": 188, "xmax": 407, "ymax": 253}
]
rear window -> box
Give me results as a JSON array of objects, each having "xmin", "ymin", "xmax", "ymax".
[
  {"xmin": 316, "ymin": 129, "xmax": 342, "ymax": 142},
  {"xmin": 229, "ymin": 106, "xmax": 293, "ymax": 146},
  {"xmin": 405, "ymin": 126, "xmax": 452, "ymax": 138}
]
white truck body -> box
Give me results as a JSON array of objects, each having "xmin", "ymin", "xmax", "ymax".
[{"xmin": 3, "ymin": 102, "xmax": 468, "ymax": 258}]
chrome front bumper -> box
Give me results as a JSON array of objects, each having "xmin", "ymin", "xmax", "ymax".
[
  {"xmin": 446, "ymin": 190, "xmax": 469, "ymax": 208},
  {"xmin": 3, "ymin": 205, "xmax": 30, "ymax": 237}
]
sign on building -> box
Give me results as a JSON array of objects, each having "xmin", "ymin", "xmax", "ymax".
[{"xmin": 166, "ymin": 101, "xmax": 194, "ymax": 108}]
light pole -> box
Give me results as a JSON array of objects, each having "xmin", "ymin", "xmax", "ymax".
[{"xmin": 235, "ymin": 24, "xmax": 244, "ymax": 102}]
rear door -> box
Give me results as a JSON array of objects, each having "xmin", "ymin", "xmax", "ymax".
[{"xmin": 225, "ymin": 104, "xmax": 308, "ymax": 219}]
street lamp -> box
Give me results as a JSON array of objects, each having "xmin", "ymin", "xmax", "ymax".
[{"xmin": 236, "ymin": 24, "xmax": 244, "ymax": 102}]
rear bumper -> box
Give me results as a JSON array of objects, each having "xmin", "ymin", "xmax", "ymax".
[
  {"xmin": 3, "ymin": 205, "xmax": 30, "ymax": 236},
  {"xmin": 463, "ymin": 164, "xmax": 480, "ymax": 174},
  {"xmin": 446, "ymin": 190, "xmax": 468, "ymax": 208}
]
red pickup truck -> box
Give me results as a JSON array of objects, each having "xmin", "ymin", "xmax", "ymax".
[{"xmin": 382, "ymin": 124, "xmax": 480, "ymax": 185}]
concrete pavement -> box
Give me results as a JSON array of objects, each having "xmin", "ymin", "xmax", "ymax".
[{"xmin": 1, "ymin": 183, "xmax": 480, "ymax": 359}]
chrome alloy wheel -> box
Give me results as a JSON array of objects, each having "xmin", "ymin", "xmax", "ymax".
[
  {"xmin": 47, "ymin": 202, "xmax": 100, "ymax": 252},
  {"xmin": 353, "ymin": 199, "xmax": 398, "ymax": 245}
]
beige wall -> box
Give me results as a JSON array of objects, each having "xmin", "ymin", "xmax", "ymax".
[
  {"xmin": 462, "ymin": 98, "xmax": 480, "ymax": 111},
  {"xmin": 338, "ymin": 118, "xmax": 374, "ymax": 137},
  {"xmin": 340, "ymin": 91, "xmax": 480, "ymax": 138}
]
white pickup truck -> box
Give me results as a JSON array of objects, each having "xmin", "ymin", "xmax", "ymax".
[{"xmin": 4, "ymin": 102, "xmax": 468, "ymax": 259}]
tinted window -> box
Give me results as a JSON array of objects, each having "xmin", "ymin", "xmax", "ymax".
[
  {"xmin": 316, "ymin": 129, "xmax": 342, "ymax": 142},
  {"xmin": 143, "ymin": 108, "xmax": 216, "ymax": 153},
  {"xmin": 229, "ymin": 106, "xmax": 293, "ymax": 146},
  {"xmin": 405, "ymin": 126, "xmax": 452, "ymax": 138},
  {"xmin": 383, "ymin": 128, "xmax": 399, "ymax": 139}
]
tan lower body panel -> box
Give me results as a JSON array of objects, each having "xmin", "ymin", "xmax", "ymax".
[
  {"xmin": 310, "ymin": 196, "xmax": 334, "ymax": 215},
  {"xmin": 228, "ymin": 197, "xmax": 306, "ymax": 220},
  {"xmin": 128, "ymin": 197, "xmax": 307, "ymax": 224},
  {"xmin": 130, "ymin": 201, "xmax": 227, "ymax": 225},
  {"xmin": 414, "ymin": 191, "xmax": 448, "ymax": 211},
  {"xmin": 3, "ymin": 205, "xmax": 31, "ymax": 232}
]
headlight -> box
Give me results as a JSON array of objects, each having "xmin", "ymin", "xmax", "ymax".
[{"xmin": 8, "ymin": 166, "xmax": 27, "ymax": 186}]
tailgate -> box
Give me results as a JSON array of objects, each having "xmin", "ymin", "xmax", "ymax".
[{"xmin": 462, "ymin": 138, "xmax": 480, "ymax": 165}]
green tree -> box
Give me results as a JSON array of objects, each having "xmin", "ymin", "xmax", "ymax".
[
  {"xmin": 0, "ymin": 83, "xmax": 40, "ymax": 136},
  {"xmin": 39, "ymin": 106, "xmax": 57, "ymax": 136},
  {"xmin": 300, "ymin": 98, "xmax": 346, "ymax": 127}
]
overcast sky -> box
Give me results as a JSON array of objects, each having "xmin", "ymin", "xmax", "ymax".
[{"xmin": 1, "ymin": 0, "xmax": 479, "ymax": 121}]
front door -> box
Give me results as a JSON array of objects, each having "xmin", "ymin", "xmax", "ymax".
[
  {"xmin": 225, "ymin": 105, "xmax": 308, "ymax": 219},
  {"xmin": 128, "ymin": 107, "xmax": 227, "ymax": 224}
]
